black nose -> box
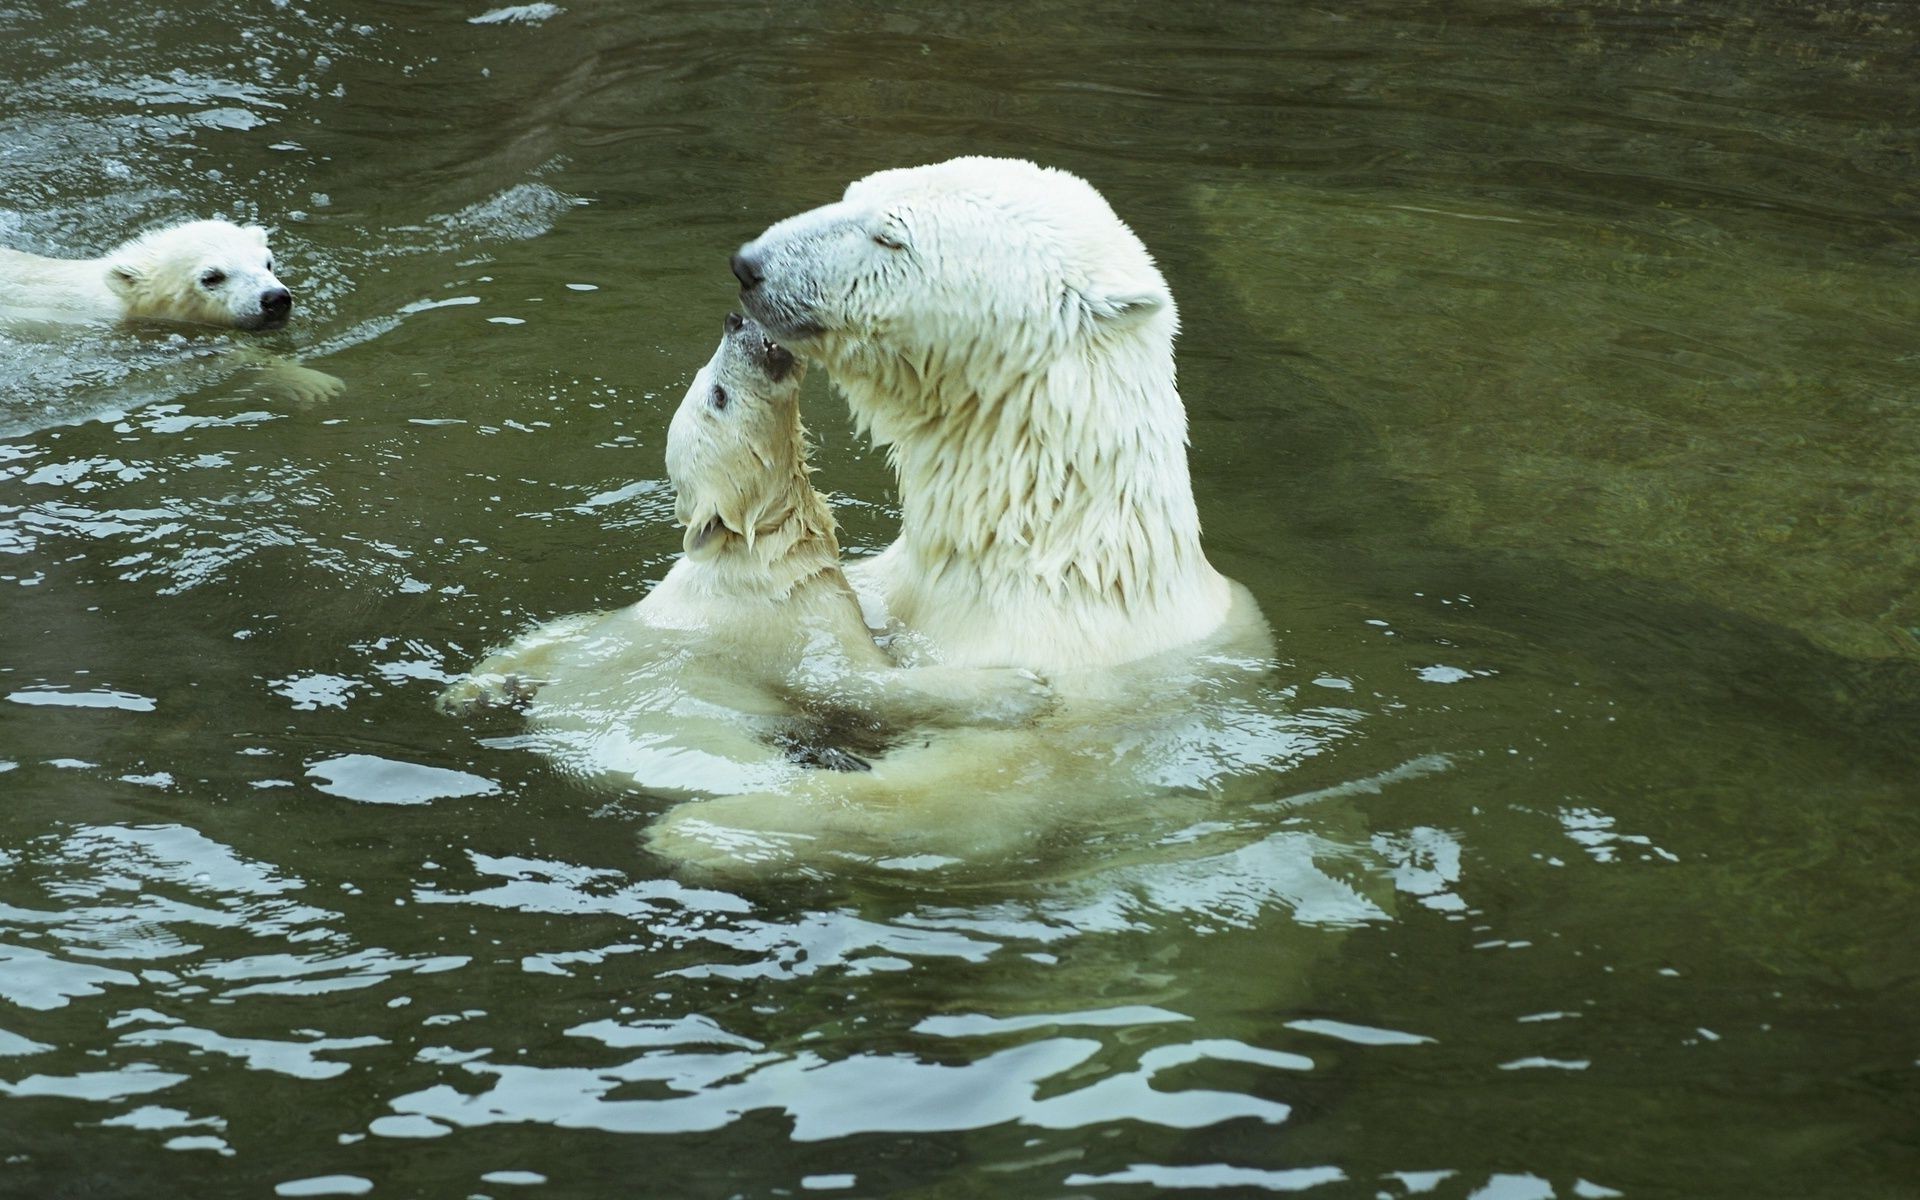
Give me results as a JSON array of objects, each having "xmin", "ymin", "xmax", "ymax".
[
  {"xmin": 261, "ymin": 288, "xmax": 291, "ymax": 316},
  {"xmin": 730, "ymin": 249, "xmax": 763, "ymax": 291},
  {"xmin": 724, "ymin": 311, "xmax": 745, "ymax": 334}
]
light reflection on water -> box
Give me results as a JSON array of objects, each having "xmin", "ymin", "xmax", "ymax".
[{"xmin": 2, "ymin": 0, "xmax": 1918, "ymax": 1196}]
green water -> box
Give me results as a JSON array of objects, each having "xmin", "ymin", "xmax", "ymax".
[{"xmin": 2, "ymin": 1, "xmax": 1916, "ymax": 1197}]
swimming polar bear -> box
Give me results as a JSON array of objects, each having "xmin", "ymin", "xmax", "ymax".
[
  {"xmin": 0, "ymin": 219, "xmax": 293, "ymax": 329},
  {"xmin": 438, "ymin": 313, "xmax": 1053, "ymax": 803},
  {"xmin": 730, "ymin": 156, "xmax": 1272, "ymax": 678}
]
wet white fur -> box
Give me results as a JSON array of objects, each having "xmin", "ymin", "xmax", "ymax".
[
  {"xmin": 0, "ymin": 219, "xmax": 287, "ymax": 328},
  {"xmin": 438, "ymin": 323, "xmax": 1052, "ymax": 802},
  {"xmin": 737, "ymin": 157, "xmax": 1251, "ymax": 675}
]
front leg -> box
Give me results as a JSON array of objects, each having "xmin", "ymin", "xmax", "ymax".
[
  {"xmin": 224, "ymin": 345, "xmax": 347, "ymax": 405},
  {"xmin": 800, "ymin": 664, "xmax": 1056, "ymax": 729}
]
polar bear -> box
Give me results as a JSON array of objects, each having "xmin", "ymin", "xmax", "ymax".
[
  {"xmin": 0, "ymin": 219, "xmax": 293, "ymax": 329},
  {"xmin": 438, "ymin": 313, "xmax": 1051, "ymax": 801},
  {"xmin": 730, "ymin": 156, "xmax": 1271, "ymax": 678}
]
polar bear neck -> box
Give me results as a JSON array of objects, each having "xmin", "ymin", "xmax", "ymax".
[
  {"xmin": 834, "ymin": 327, "xmax": 1215, "ymax": 623},
  {"xmin": 701, "ymin": 475, "xmax": 844, "ymax": 603}
]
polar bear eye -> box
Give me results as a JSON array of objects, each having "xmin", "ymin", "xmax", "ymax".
[
  {"xmin": 872, "ymin": 232, "xmax": 906, "ymax": 251},
  {"xmin": 201, "ymin": 269, "xmax": 227, "ymax": 289},
  {"xmin": 710, "ymin": 385, "xmax": 729, "ymax": 412}
]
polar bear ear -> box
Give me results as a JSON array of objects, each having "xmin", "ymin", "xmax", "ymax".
[
  {"xmin": 106, "ymin": 263, "xmax": 145, "ymax": 296},
  {"xmin": 245, "ymin": 225, "xmax": 271, "ymax": 246},
  {"xmin": 1070, "ymin": 283, "xmax": 1167, "ymax": 330}
]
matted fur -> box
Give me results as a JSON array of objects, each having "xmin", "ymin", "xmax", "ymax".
[{"xmin": 735, "ymin": 156, "xmax": 1252, "ymax": 675}]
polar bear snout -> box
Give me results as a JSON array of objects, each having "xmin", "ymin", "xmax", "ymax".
[
  {"xmin": 721, "ymin": 310, "xmax": 797, "ymax": 382},
  {"xmin": 707, "ymin": 311, "xmax": 802, "ymax": 391},
  {"xmin": 731, "ymin": 237, "xmax": 828, "ymax": 344},
  {"xmin": 258, "ymin": 286, "xmax": 292, "ymax": 328},
  {"xmin": 730, "ymin": 250, "xmax": 763, "ymax": 293}
]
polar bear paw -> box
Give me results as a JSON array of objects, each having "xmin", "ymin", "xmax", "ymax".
[
  {"xmin": 257, "ymin": 361, "xmax": 347, "ymax": 406},
  {"xmin": 959, "ymin": 667, "xmax": 1057, "ymax": 727},
  {"xmin": 435, "ymin": 671, "xmax": 539, "ymax": 716},
  {"xmin": 899, "ymin": 664, "xmax": 1057, "ymax": 728}
]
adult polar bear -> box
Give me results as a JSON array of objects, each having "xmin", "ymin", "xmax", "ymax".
[
  {"xmin": 0, "ymin": 220, "xmax": 293, "ymax": 329},
  {"xmin": 731, "ymin": 156, "xmax": 1271, "ymax": 678}
]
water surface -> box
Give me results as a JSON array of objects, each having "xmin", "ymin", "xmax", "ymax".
[{"xmin": 2, "ymin": 1, "xmax": 1917, "ymax": 1197}]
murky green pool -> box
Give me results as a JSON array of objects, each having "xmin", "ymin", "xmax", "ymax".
[{"xmin": 3, "ymin": 1, "xmax": 1916, "ymax": 1196}]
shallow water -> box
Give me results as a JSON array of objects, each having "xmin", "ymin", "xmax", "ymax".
[{"xmin": 2, "ymin": 1, "xmax": 1917, "ymax": 1197}]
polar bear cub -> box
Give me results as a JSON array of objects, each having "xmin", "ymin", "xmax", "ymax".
[
  {"xmin": 439, "ymin": 313, "xmax": 1050, "ymax": 799},
  {"xmin": 732, "ymin": 156, "xmax": 1270, "ymax": 677},
  {"xmin": 0, "ymin": 219, "xmax": 293, "ymax": 329}
]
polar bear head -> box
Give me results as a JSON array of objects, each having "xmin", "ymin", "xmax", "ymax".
[
  {"xmin": 666, "ymin": 312, "xmax": 816, "ymax": 561},
  {"xmin": 731, "ymin": 157, "xmax": 1177, "ymax": 426},
  {"xmin": 105, "ymin": 220, "xmax": 293, "ymax": 330}
]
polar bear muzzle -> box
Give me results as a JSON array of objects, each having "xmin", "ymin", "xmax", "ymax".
[
  {"xmin": 723, "ymin": 309, "xmax": 797, "ymax": 381},
  {"xmin": 256, "ymin": 285, "xmax": 293, "ymax": 329},
  {"xmin": 730, "ymin": 243, "xmax": 827, "ymax": 345}
]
